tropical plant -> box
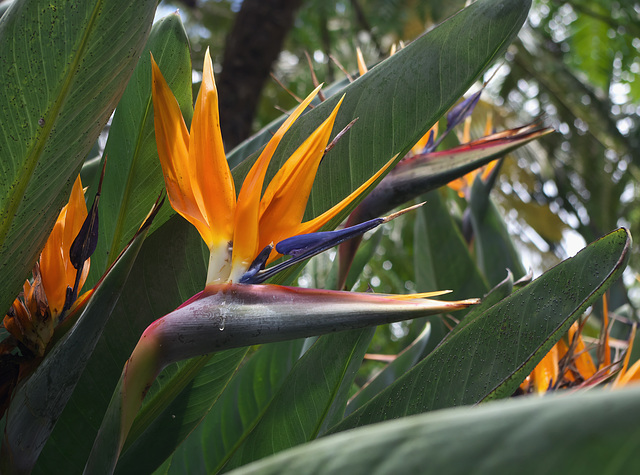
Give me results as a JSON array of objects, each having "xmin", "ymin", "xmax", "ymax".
[{"xmin": 0, "ymin": 0, "xmax": 637, "ymax": 474}]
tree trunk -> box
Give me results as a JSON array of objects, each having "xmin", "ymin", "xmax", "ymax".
[{"xmin": 218, "ymin": 0, "xmax": 303, "ymax": 150}]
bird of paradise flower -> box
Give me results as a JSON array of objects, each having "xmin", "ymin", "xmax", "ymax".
[
  {"xmin": 152, "ymin": 48, "xmax": 399, "ymax": 285},
  {"xmin": 84, "ymin": 49, "xmax": 481, "ymax": 472},
  {"xmin": 1, "ymin": 175, "xmax": 93, "ymax": 417},
  {"xmin": 3, "ymin": 176, "xmax": 90, "ymax": 358},
  {"xmin": 520, "ymin": 293, "xmax": 640, "ymax": 394}
]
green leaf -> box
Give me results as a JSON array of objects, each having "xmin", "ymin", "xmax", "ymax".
[
  {"xmin": 226, "ymin": 77, "xmax": 350, "ymax": 170},
  {"xmin": 330, "ymin": 228, "xmax": 631, "ymax": 433},
  {"xmin": 231, "ymin": 0, "xmax": 533, "ymax": 230},
  {"xmin": 1, "ymin": 203, "xmax": 158, "ymax": 474},
  {"xmin": 414, "ymin": 190, "xmax": 490, "ymax": 301},
  {"xmin": 115, "ymin": 348, "xmax": 250, "ymax": 475},
  {"xmin": 342, "ymin": 228, "xmax": 383, "ymax": 291},
  {"xmin": 448, "ymin": 270, "xmax": 515, "ymax": 339},
  {"xmin": 223, "ymin": 329, "xmax": 375, "ymax": 471},
  {"xmin": 87, "ymin": 13, "xmax": 193, "ymax": 287},
  {"xmin": 225, "ymin": 385, "xmax": 640, "ymax": 475},
  {"xmin": 345, "ymin": 322, "xmax": 432, "ymax": 417},
  {"xmin": 468, "ymin": 170, "xmax": 526, "ymax": 285},
  {"xmin": 164, "ymin": 341, "xmax": 306, "ymax": 474},
  {"xmin": 0, "ymin": 0, "xmax": 158, "ymax": 314},
  {"xmin": 410, "ymin": 189, "xmax": 491, "ymax": 365}
]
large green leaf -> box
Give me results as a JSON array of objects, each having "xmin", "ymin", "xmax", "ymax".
[
  {"xmin": 414, "ymin": 190, "xmax": 490, "ymax": 302},
  {"xmin": 115, "ymin": 348, "xmax": 250, "ymax": 475},
  {"xmin": 446, "ymin": 271, "xmax": 515, "ymax": 341},
  {"xmin": 330, "ymin": 228, "xmax": 630, "ymax": 433},
  {"xmin": 232, "ymin": 0, "xmax": 532, "ymax": 228},
  {"xmin": 344, "ymin": 322, "xmax": 432, "ymax": 417},
  {"xmin": 162, "ymin": 341, "xmax": 306, "ymax": 475},
  {"xmin": 225, "ymin": 77, "xmax": 350, "ymax": 170},
  {"xmin": 410, "ymin": 190, "xmax": 491, "ymax": 356},
  {"xmin": 222, "ymin": 328, "xmax": 375, "ymax": 471},
  {"xmin": 226, "ymin": 385, "xmax": 640, "ymax": 475},
  {"xmin": 1, "ymin": 202, "xmax": 158, "ymax": 474},
  {"xmin": 0, "ymin": 0, "xmax": 157, "ymax": 314},
  {"xmin": 87, "ymin": 13, "xmax": 193, "ymax": 287}
]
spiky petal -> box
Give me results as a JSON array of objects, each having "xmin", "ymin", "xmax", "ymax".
[{"xmin": 40, "ymin": 175, "xmax": 89, "ymax": 317}]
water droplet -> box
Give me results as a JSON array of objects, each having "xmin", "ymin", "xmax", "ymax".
[{"xmin": 219, "ymin": 315, "xmax": 226, "ymax": 331}]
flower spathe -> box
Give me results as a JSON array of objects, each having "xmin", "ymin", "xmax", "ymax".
[{"xmin": 152, "ymin": 48, "xmax": 394, "ymax": 285}]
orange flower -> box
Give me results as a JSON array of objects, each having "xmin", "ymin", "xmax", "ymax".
[
  {"xmin": 520, "ymin": 294, "xmax": 640, "ymax": 394},
  {"xmin": 152, "ymin": 48, "xmax": 394, "ymax": 284},
  {"xmin": 40, "ymin": 176, "xmax": 89, "ymax": 316},
  {"xmin": 3, "ymin": 175, "xmax": 89, "ymax": 356}
]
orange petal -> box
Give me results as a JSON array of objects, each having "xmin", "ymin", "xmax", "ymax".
[
  {"xmin": 356, "ymin": 47, "xmax": 368, "ymax": 76},
  {"xmin": 532, "ymin": 343, "xmax": 559, "ymax": 394},
  {"xmin": 617, "ymin": 359, "xmax": 640, "ymax": 387},
  {"xmin": 231, "ymin": 85, "xmax": 322, "ymax": 279},
  {"xmin": 568, "ymin": 321, "xmax": 597, "ymax": 380},
  {"xmin": 151, "ymin": 55, "xmax": 211, "ymax": 246},
  {"xmin": 483, "ymin": 112, "xmax": 493, "ymax": 136},
  {"xmin": 411, "ymin": 122, "xmax": 438, "ymax": 155},
  {"xmin": 64, "ymin": 177, "xmax": 90, "ymax": 291},
  {"xmin": 613, "ymin": 324, "xmax": 637, "ymax": 388},
  {"xmin": 268, "ymin": 154, "xmax": 398, "ymax": 262},
  {"xmin": 40, "ymin": 175, "xmax": 87, "ymax": 317},
  {"xmin": 190, "ymin": 48, "xmax": 235, "ymax": 248},
  {"xmin": 460, "ymin": 115, "xmax": 472, "ymax": 143},
  {"xmin": 258, "ymin": 96, "xmax": 344, "ymax": 252},
  {"xmin": 447, "ymin": 175, "xmax": 472, "ymax": 198}
]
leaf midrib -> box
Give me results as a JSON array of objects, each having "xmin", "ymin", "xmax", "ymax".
[
  {"xmin": 0, "ymin": 0, "xmax": 105, "ymax": 250},
  {"xmin": 107, "ymin": 93, "xmax": 154, "ymax": 266}
]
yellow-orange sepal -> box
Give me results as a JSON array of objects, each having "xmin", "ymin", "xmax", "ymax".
[{"xmin": 40, "ymin": 175, "xmax": 89, "ymax": 317}]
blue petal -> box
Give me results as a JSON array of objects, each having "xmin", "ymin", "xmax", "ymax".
[
  {"xmin": 446, "ymin": 90, "xmax": 482, "ymax": 132},
  {"xmin": 239, "ymin": 244, "xmax": 273, "ymax": 284},
  {"xmin": 245, "ymin": 217, "xmax": 385, "ymax": 284},
  {"xmin": 276, "ymin": 217, "xmax": 384, "ymax": 257}
]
